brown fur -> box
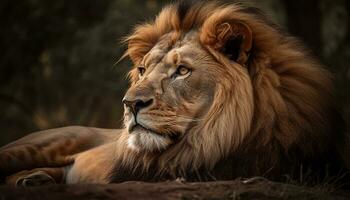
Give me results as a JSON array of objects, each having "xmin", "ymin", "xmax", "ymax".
[{"xmin": 1, "ymin": 1, "xmax": 349, "ymax": 185}]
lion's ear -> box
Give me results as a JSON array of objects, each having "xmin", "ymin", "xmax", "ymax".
[{"xmin": 201, "ymin": 21, "xmax": 253, "ymax": 65}]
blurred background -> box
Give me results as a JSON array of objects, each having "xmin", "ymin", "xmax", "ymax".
[{"xmin": 0, "ymin": 0, "xmax": 349, "ymax": 146}]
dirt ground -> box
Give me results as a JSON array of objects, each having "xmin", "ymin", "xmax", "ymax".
[{"xmin": 1, "ymin": 179, "xmax": 349, "ymax": 200}]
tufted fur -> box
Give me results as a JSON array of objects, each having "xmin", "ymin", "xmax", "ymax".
[{"xmin": 114, "ymin": 1, "xmax": 349, "ymax": 183}]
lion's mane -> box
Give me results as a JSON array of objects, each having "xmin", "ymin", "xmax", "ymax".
[{"xmin": 112, "ymin": 1, "xmax": 347, "ymax": 182}]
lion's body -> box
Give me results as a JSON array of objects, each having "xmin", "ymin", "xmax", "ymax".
[
  {"xmin": 1, "ymin": 1, "xmax": 349, "ymax": 186},
  {"xmin": 0, "ymin": 126, "xmax": 122, "ymax": 184}
]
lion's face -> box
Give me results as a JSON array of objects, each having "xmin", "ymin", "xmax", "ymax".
[
  {"xmin": 123, "ymin": 32, "xmax": 218, "ymax": 152},
  {"xmin": 122, "ymin": 3, "xmax": 257, "ymax": 154}
]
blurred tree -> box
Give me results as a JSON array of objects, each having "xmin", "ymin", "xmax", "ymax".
[
  {"xmin": 0, "ymin": 0, "xmax": 164, "ymax": 144},
  {"xmin": 284, "ymin": 0, "xmax": 323, "ymax": 53},
  {"xmin": 320, "ymin": 0, "xmax": 350, "ymax": 128}
]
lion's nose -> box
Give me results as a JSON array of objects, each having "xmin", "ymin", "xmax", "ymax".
[{"xmin": 122, "ymin": 98, "xmax": 153, "ymax": 115}]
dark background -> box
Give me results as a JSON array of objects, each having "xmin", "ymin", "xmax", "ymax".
[{"xmin": 0, "ymin": 0, "xmax": 349, "ymax": 146}]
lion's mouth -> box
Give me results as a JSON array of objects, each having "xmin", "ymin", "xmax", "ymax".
[
  {"xmin": 129, "ymin": 124, "xmax": 181, "ymax": 141},
  {"xmin": 129, "ymin": 124, "xmax": 164, "ymax": 137}
]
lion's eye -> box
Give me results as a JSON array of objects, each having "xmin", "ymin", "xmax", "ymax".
[
  {"xmin": 175, "ymin": 65, "xmax": 191, "ymax": 76},
  {"xmin": 138, "ymin": 67, "xmax": 146, "ymax": 76}
]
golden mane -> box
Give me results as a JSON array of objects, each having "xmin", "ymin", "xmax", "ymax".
[{"xmin": 115, "ymin": 1, "xmax": 346, "ymax": 181}]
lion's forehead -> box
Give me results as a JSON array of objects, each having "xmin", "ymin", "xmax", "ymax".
[{"xmin": 143, "ymin": 31, "xmax": 204, "ymax": 69}]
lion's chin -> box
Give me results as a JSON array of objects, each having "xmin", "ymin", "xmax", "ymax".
[{"xmin": 127, "ymin": 125, "xmax": 172, "ymax": 152}]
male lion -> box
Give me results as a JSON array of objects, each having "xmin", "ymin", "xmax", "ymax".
[{"xmin": 1, "ymin": 1, "xmax": 349, "ymax": 186}]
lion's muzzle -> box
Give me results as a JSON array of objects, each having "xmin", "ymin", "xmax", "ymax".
[{"xmin": 122, "ymin": 98, "xmax": 154, "ymax": 116}]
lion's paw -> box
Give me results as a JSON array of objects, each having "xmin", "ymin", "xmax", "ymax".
[{"xmin": 8, "ymin": 171, "xmax": 56, "ymax": 187}]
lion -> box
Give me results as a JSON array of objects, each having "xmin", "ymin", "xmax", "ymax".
[{"xmin": 1, "ymin": 1, "xmax": 349, "ymax": 186}]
